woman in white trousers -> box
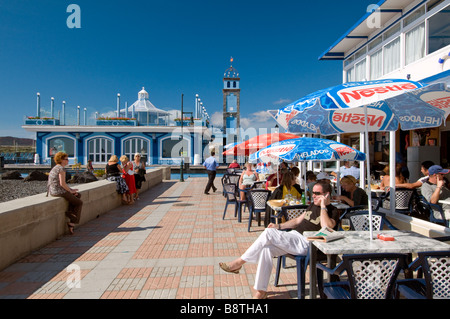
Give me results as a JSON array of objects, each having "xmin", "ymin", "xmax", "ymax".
[{"xmin": 219, "ymin": 181, "xmax": 337, "ymax": 299}]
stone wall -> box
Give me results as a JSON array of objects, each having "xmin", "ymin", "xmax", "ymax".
[{"xmin": 0, "ymin": 167, "xmax": 170, "ymax": 271}]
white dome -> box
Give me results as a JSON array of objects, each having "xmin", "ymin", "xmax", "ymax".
[{"xmin": 138, "ymin": 87, "xmax": 149, "ymax": 100}]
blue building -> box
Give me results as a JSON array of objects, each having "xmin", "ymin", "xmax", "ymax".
[{"xmin": 23, "ymin": 87, "xmax": 212, "ymax": 166}]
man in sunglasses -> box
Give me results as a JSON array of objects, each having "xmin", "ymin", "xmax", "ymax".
[
  {"xmin": 219, "ymin": 180, "xmax": 339, "ymax": 299},
  {"xmin": 421, "ymin": 165, "xmax": 450, "ymax": 221}
]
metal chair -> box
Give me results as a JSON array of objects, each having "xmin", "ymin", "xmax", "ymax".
[
  {"xmin": 396, "ymin": 250, "xmax": 450, "ymax": 299},
  {"xmin": 272, "ymin": 204, "xmax": 310, "ymax": 299},
  {"xmin": 317, "ymin": 253, "xmax": 407, "ymax": 299},
  {"xmin": 247, "ymin": 189, "xmax": 271, "ymax": 231}
]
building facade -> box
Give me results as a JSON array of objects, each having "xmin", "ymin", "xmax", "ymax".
[
  {"xmin": 23, "ymin": 88, "xmax": 211, "ymax": 166},
  {"xmin": 320, "ymin": 0, "xmax": 450, "ymax": 179}
]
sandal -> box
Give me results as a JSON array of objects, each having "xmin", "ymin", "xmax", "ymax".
[
  {"xmin": 219, "ymin": 262, "xmax": 242, "ymax": 274},
  {"xmin": 67, "ymin": 223, "xmax": 75, "ymax": 235}
]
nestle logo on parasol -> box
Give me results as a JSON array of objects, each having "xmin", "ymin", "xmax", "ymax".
[
  {"xmin": 334, "ymin": 146, "xmax": 354, "ymax": 157},
  {"xmin": 339, "ymin": 83, "xmax": 418, "ymax": 104}
]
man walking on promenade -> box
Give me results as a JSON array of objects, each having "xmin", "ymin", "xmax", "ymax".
[{"xmin": 203, "ymin": 150, "xmax": 219, "ymax": 195}]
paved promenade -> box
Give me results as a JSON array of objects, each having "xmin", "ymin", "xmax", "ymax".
[{"xmin": 0, "ymin": 177, "xmax": 300, "ymax": 299}]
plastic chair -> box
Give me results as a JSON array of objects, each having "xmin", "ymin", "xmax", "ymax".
[
  {"xmin": 247, "ymin": 189, "xmax": 271, "ymax": 231},
  {"xmin": 251, "ymin": 181, "xmax": 266, "ymax": 190},
  {"xmin": 221, "ymin": 173, "xmax": 240, "ymax": 197},
  {"xmin": 342, "ymin": 210, "xmax": 398, "ymax": 231},
  {"xmin": 379, "ymin": 188, "xmax": 415, "ymax": 213},
  {"xmin": 222, "ymin": 183, "xmax": 239, "ymax": 220},
  {"xmin": 272, "ymin": 204, "xmax": 310, "ymax": 299},
  {"xmin": 317, "ymin": 253, "xmax": 407, "ymax": 299},
  {"xmin": 415, "ymin": 195, "xmax": 449, "ymax": 227},
  {"xmin": 396, "ymin": 250, "xmax": 450, "ymax": 299}
]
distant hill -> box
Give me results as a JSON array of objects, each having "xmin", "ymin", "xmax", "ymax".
[{"xmin": 0, "ymin": 136, "xmax": 35, "ymax": 146}]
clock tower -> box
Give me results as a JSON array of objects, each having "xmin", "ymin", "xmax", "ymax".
[{"xmin": 223, "ymin": 57, "xmax": 240, "ymax": 145}]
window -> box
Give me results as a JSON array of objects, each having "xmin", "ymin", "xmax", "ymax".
[
  {"xmin": 227, "ymin": 81, "xmax": 231, "ymax": 88},
  {"xmin": 233, "ymin": 81, "xmax": 236, "ymax": 88},
  {"xmin": 123, "ymin": 138, "xmax": 149, "ymax": 162},
  {"xmin": 344, "ymin": 56, "xmax": 354, "ymax": 67},
  {"xmin": 354, "ymin": 59, "xmax": 366, "ymax": 81},
  {"xmin": 162, "ymin": 138, "xmax": 188, "ymax": 158},
  {"xmin": 48, "ymin": 137, "xmax": 75, "ymax": 157},
  {"xmin": 370, "ymin": 49, "xmax": 382, "ymax": 80},
  {"xmin": 88, "ymin": 138, "xmax": 112, "ymax": 163},
  {"xmin": 383, "ymin": 37, "xmax": 400, "ymax": 75},
  {"xmin": 403, "ymin": 6, "xmax": 425, "ymax": 28},
  {"xmin": 368, "ymin": 37, "xmax": 382, "ymax": 51},
  {"xmin": 355, "ymin": 47, "xmax": 367, "ymax": 60},
  {"xmin": 428, "ymin": 4, "xmax": 450, "ymax": 54},
  {"xmin": 405, "ymin": 23, "xmax": 425, "ymax": 65},
  {"xmin": 383, "ymin": 22, "xmax": 400, "ymax": 41},
  {"xmin": 346, "ymin": 66, "xmax": 355, "ymax": 82}
]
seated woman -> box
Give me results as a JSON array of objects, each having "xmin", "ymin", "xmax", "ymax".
[
  {"xmin": 335, "ymin": 175, "xmax": 368, "ymax": 207},
  {"xmin": 379, "ymin": 164, "xmax": 406, "ymax": 192},
  {"xmin": 47, "ymin": 151, "xmax": 83, "ymax": 235},
  {"xmin": 270, "ymin": 171, "xmax": 303, "ymax": 200},
  {"xmin": 105, "ymin": 155, "xmax": 130, "ymax": 204},
  {"xmin": 239, "ymin": 162, "xmax": 259, "ymax": 200}
]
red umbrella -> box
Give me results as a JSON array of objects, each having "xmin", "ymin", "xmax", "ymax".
[{"xmin": 222, "ymin": 133, "xmax": 299, "ymax": 156}]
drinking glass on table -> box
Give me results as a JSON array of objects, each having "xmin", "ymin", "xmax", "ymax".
[{"xmin": 341, "ymin": 218, "xmax": 351, "ymax": 231}]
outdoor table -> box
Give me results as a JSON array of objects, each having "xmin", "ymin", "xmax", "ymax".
[
  {"xmin": 371, "ymin": 188, "xmax": 385, "ymax": 197},
  {"xmin": 330, "ymin": 201, "xmax": 349, "ymax": 210},
  {"xmin": 303, "ymin": 229, "xmax": 450, "ymax": 299}
]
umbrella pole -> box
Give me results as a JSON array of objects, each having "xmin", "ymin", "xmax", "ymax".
[{"xmin": 364, "ymin": 105, "xmax": 374, "ymax": 241}]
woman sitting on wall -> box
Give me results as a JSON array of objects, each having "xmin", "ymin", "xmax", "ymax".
[
  {"xmin": 120, "ymin": 155, "xmax": 137, "ymax": 205},
  {"xmin": 105, "ymin": 155, "xmax": 130, "ymax": 205},
  {"xmin": 47, "ymin": 151, "xmax": 83, "ymax": 235}
]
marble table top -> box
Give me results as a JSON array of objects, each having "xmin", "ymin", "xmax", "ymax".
[{"xmin": 303, "ymin": 230, "xmax": 450, "ymax": 255}]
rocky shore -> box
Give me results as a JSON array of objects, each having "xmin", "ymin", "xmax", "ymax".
[
  {"xmin": 0, "ymin": 170, "xmax": 95, "ymax": 203},
  {"xmin": 0, "ymin": 180, "xmax": 50, "ymax": 203}
]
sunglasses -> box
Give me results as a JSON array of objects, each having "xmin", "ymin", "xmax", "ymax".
[{"xmin": 312, "ymin": 191, "xmax": 324, "ymax": 196}]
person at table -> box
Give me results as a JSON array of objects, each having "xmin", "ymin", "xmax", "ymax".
[
  {"xmin": 228, "ymin": 159, "xmax": 240, "ymax": 169},
  {"xmin": 239, "ymin": 162, "xmax": 259, "ymax": 200},
  {"xmin": 269, "ymin": 171, "xmax": 302, "ymax": 200},
  {"xmin": 379, "ymin": 164, "xmax": 406, "ymax": 192},
  {"xmin": 420, "ymin": 165, "xmax": 450, "ymax": 221},
  {"xmin": 219, "ymin": 180, "xmax": 338, "ymax": 299},
  {"xmin": 331, "ymin": 161, "xmax": 360, "ymax": 180},
  {"xmin": 265, "ymin": 162, "xmax": 288, "ymax": 188},
  {"xmin": 335, "ymin": 175, "xmax": 368, "ymax": 207},
  {"xmin": 291, "ymin": 166, "xmax": 304, "ymax": 190},
  {"xmin": 396, "ymin": 161, "xmax": 434, "ymax": 189},
  {"xmin": 383, "ymin": 145, "xmax": 410, "ymax": 180},
  {"xmin": 316, "ymin": 172, "xmax": 336, "ymax": 196}
]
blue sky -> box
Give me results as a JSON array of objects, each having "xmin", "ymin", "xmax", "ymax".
[{"xmin": 1, "ymin": 0, "xmax": 377, "ymax": 138}]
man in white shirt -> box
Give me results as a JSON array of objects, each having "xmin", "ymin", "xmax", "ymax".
[
  {"xmin": 331, "ymin": 161, "xmax": 360, "ymax": 180},
  {"xmin": 397, "ymin": 161, "xmax": 434, "ymax": 189}
]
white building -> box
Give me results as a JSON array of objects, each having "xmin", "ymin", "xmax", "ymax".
[{"xmin": 320, "ymin": 0, "xmax": 450, "ymax": 179}]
